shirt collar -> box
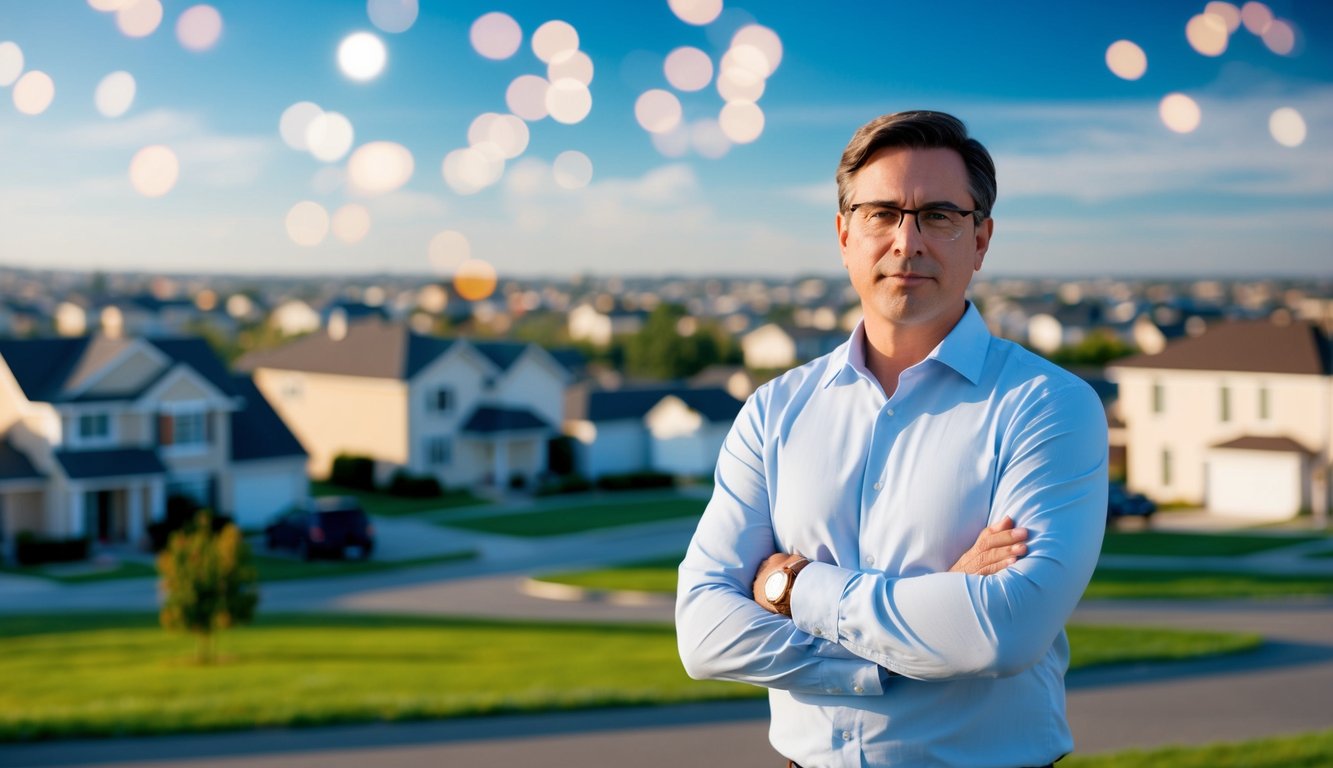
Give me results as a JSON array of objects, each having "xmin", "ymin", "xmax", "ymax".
[{"xmin": 824, "ymin": 302, "xmax": 991, "ymax": 388}]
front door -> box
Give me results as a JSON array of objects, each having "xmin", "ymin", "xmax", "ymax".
[{"xmin": 84, "ymin": 490, "xmax": 125, "ymax": 543}]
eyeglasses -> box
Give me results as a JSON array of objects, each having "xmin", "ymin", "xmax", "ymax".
[{"xmin": 846, "ymin": 202, "xmax": 985, "ymax": 242}]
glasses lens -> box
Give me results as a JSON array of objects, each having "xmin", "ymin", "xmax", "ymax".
[{"xmin": 919, "ymin": 209, "xmax": 965, "ymax": 241}]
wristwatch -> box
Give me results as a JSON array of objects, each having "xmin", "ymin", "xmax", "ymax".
[{"xmin": 763, "ymin": 556, "xmax": 811, "ymax": 617}]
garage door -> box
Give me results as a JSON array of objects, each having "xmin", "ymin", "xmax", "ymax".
[{"xmin": 231, "ymin": 466, "xmax": 304, "ymax": 529}]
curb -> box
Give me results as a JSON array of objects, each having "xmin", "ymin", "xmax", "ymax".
[{"xmin": 520, "ymin": 578, "xmax": 674, "ymax": 607}]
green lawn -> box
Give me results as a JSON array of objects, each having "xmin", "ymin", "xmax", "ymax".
[
  {"xmin": 1101, "ymin": 531, "xmax": 1326, "ymax": 557},
  {"xmin": 441, "ymin": 497, "xmax": 705, "ymax": 537},
  {"xmin": 309, "ymin": 481, "xmax": 486, "ymax": 517},
  {"xmin": 0, "ymin": 612, "xmax": 1259, "ymax": 742},
  {"xmin": 0, "ymin": 560, "xmax": 158, "ymax": 584},
  {"xmin": 252, "ymin": 550, "xmax": 477, "ymax": 582},
  {"xmin": 1062, "ymin": 729, "xmax": 1333, "ymax": 768}
]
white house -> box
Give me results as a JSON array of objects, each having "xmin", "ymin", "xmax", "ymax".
[
  {"xmin": 1108, "ymin": 318, "xmax": 1331, "ymax": 522},
  {"xmin": 741, "ymin": 323, "xmax": 845, "ymax": 370},
  {"xmin": 240, "ymin": 320, "xmax": 571, "ymax": 490},
  {"xmin": 0, "ymin": 335, "xmax": 309, "ymax": 560}
]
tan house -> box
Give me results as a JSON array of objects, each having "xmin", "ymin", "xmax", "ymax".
[
  {"xmin": 239, "ymin": 320, "xmax": 570, "ymax": 490},
  {"xmin": 1108, "ymin": 319, "xmax": 1331, "ymax": 522},
  {"xmin": 0, "ymin": 335, "xmax": 309, "ymax": 560}
]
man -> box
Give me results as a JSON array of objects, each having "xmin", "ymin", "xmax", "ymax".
[{"xmin": 676, "ymin": 111, "xmax": 1107, "ymax": 767}]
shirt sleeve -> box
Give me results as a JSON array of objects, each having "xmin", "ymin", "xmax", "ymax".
[
  {"xmin": 789, "ymin": 381, "xmax": 1108, "ymax": 681},
  {"xmin": 676, "ymin": 392, "xmax": 888, "ymax": 697}
]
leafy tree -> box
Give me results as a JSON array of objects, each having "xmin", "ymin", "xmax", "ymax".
[
  {"xmin": 157, "ymin": 511, "xmax": 259, "ymax": 664},
  {"xmin": 625, "ymin": 304, "xmax": 737, "ymax": 379},
  {"xmin": 1048, "ymin": 330, "xmax": 1137, "ymax": 367}
]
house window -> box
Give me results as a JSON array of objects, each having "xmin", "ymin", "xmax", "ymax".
[
  {"xmin": 78, "ymin": 413, "xmax": 110, "ymax": 440},
  {"xmin": 427, "ymin": 388, "xmax": 453, "ymax": 414},
  {"xmin": 159, "ymin": 410, "xmax": 210, "ymax": 448},
  {"xmin": 1151, "ymin": 382, "xmax": 1164, "ymax": 414},
  {"xmin": 1258, "ymin": 386, "xmax": 1270, "ymax": 420},
  {"xmin": 1161, "ymin": 447, "xmax": 1172, "ymax": 487},
  {"xmin": 1219, "ymin": 385, "xmax": 1231, "ymax": 423},
  {"xmin": 426, "ymin": 437, "xmax": 452, "ymax": 466}
]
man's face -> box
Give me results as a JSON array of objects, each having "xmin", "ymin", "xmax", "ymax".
[{"xmin": 836, "ymin": 146, "xmax": 993, "ymax": 337}]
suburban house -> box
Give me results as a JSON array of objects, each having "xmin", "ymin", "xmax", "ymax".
[
  {"xmin": 565, "ymin": 385, "xmax": 743, "ymax": 480},
  {"xmin": 1107, "ymin": 318, "xmax": 1331, "ymax": 522},
  {"xmin": 741, "ymin": 323, "xmax": 846, "ymax": 370},
  {"xmin": 0, "ymin": 335, "xmax": 309, "ymax": 560},
  {"xmin": 239, "ymin": 320, "xmax": 570, "ymax": 490},
  {"xmin": 567, "ymin": 302, "xmax": 647, "ymax": 346}
]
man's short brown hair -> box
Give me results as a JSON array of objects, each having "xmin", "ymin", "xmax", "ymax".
[{"xmin": 836, "ymin": 110, "xmax": 996, "ymax": 222}]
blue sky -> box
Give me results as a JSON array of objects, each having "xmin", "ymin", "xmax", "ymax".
[{"xmin": 0, "ymin": 0, "xmax": 1329, "ymax": 279}]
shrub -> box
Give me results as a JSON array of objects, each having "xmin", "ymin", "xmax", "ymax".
[
  {"xmin": 508, "ymin": 473, "xmax": 527, "ymax": 490},
  {"xmin": 595, "ymin": 471, "xmax": 675, "ymax": 492},
  {"xmin": 329, "ymin": 454, "xmax": 376, "ymax": 491},
  {"xmin": 535, "ymin": 474, "xmax": 594, "ymax": 497},
  {"xmin": 14, "ymin": 533, "xmax": 90, "ymax": 566},
  {"xmin": 146, "ymin": 495, "xmax": 233, "ymax": 552},
  {"xmin": 157, "ymin": 511, "xmax": 259, "ymax": 664},
  {"xmin": 386, "ymin": 470, "xmax": 443, "ymax": 498}
]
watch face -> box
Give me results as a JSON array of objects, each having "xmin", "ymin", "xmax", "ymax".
[{"xmin": 764, "ymin": 570, "xmax": 788, "ymax": 602}]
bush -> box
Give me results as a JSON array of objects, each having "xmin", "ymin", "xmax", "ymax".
[
  {"xmin": 535, "ymin": 474, "xmax": 594, "ymax": 497},
  {"xmin": 146, "ymin": 495, "xmax": 233, "ymax": 552},
  {"xmin": 158, "ymin": 511, "xmax": 258, "ymax": 664},
  {"xmin": 595, "ymin": 471, "xmax": 676, "ymax": 492},
  {"xmin": 508, "ymin": 473, "xmax": 527, "ymax": 490},
  {"xmin": 386, "ymin": 470, "xmax": 443, "ymax": 498},
  {"xmin": 15, "ymin": 533, "xmax": 90, "ymax": 566},
  {"xmin": 329, "ymin": 454, "xmax": 376, "ymax": 491}
]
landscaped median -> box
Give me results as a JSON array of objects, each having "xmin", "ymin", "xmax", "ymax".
[{"xmin": 0, "ymin": 611, "xmax": 1260, "ymax": 742}]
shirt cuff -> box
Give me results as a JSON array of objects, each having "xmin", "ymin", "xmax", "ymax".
[{"xmin": 790, "ymin": 560, "xmax": 856, "ymax": 647}]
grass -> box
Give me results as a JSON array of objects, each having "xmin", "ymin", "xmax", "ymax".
[
  {"xmin": 1062, "ymin": 729, "xmax": 1333, "ymax": 768},
  {"xmin": 251, "ymin": 550, "xmax": 477, "ymax": 582},
  {"xmin": 441, "ymin": 497, "xmax": 705, "ymax": 537},
  {"xmin": 0, "ymin": 612, "xmax": 1259, "ymax": 742},
  {"xmin": 309, "ymin": 481, "xmax": 486, "ymax": 518},
  {"xmin": 1100, "ymin": 531, "xmax": 1327, "ymax": 557},
  {"xmin": 0, "ymin": 560, "xmax": 157, "ymax": 584}
]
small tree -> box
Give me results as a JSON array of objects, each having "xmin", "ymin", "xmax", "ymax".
[{"xmin": 157, "ymin": 511, "xmax": 259, "ymax": 663}]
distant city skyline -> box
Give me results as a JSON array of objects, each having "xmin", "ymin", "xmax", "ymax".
[{"xmin": 1, "ymin": 0, "xmax": 1329, "ymax": 281}]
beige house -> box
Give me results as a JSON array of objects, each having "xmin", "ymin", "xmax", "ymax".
[
  {"xmin": 1108, "ymin": 319, "xmax": 1331, "ymax": 522},
  {"xmin": 0, "ymin": 335, "xmax": 309, "ymax": 561},
  {"xmin": 240, "ymin": 320, "xmax": 570, "ymax": 490}
]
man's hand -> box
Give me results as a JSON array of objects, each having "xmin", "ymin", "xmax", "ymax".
[
  {"xmin": 949, "ymin": 517, "xmax": 1028, "ymax": 575},
  {"xmin": 752, "ymin": 551, "xmax": 808, "ymax": 614}
]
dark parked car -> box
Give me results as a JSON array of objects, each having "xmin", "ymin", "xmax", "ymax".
[
  {"xmin": 265, "ymin": 497, "xmax": 375, "ymax": 560},
  {"xmin": 1107, "ymin": 481, "xmax": 1155, "ymax": 524}
]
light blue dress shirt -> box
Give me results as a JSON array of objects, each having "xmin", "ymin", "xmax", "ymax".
[{"xmin": 677, "ymin": 303, "xmax": 1108, "ymax": 768}]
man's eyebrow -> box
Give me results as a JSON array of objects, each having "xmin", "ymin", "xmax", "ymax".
[{"xmin": 852, "ymin": 199, "xmax": 970, "ymax": 210}]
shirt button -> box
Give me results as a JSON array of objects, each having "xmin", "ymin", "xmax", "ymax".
[
  {"xmin": 853, "ymin": 685, "xmax": 865, "ymax": 694},
  {"xmin": 841, "ymin": 730, "xmax": 852, "ymax": 741},
  {"xmin": 865, "ymin": 555, "xmax": 875, "ymax": 565},
  {"xmin": 812, "ymin": 627, "xmax": 823, "ymax": 637},
  {"xmin": 886, "ymin": 408, "xmax": 895, "ymax": 417},
  {"xmin": 873, "ymin": 481, "xmax": 883, "ymax": 490}
]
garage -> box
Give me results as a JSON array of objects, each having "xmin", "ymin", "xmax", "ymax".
[
  {"xmin": 230, "ymin": 460, "xmax": 307, "ymax": 529},
  {"xmin": 1205, "ymin": 436, "xmax": 1312, "ymax": 521}
]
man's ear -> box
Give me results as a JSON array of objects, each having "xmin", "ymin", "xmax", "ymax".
[
  {"xmin": 836, "ymin": 211, "xmax": 850, "ymax": 267},
  {"xmin": 973, "ymin": 217, "xmax": 994, "ymax": 271}
]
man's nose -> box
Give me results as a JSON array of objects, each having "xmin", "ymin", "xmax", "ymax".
[{"xmin": 894, "ymin": 211, "xmax": 926, "ymax": 253}]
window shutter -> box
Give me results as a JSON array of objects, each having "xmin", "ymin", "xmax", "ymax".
[{"xmin": 158, "ymin": 414, "xmax": 173, "ymax": 446}]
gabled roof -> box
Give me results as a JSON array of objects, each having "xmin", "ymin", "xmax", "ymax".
[
  {"xmin": 461, "ymin": 405, "xmax": 551, "ymax": 434},
  {"xmin": 0, "ymin": 438, "xmax": 42, "ymax": 482},
  {"xmin": 0, "ymin": 335, "xmax": 239, "ymax": 403},
  {"xmin": 145, "ymin": 338, "xmax": 241, "ymax": 397},
  {"xmin": 236, "ymin": 320, "xmax": 457, "ymax": 380},
  {"xmin": 1211, "ymin": 435, "xmax": 1314, "ymax": 454},
  {"xmin": 471, "ymin": 340, "xmax": 529, "ymax": 372},
  {"xmin": 1111, "ymin": 320, "xmax": 1330, "ymax": 376},
  {"xmin": 586, "ymin": 386, "xmax": 742, "ymax": 423},
  {"xmin": 230, "ymin": 376, "xmax": 307, "ymax": 461},
  {"xmin": 54, "ymin": 448, "xmax": 165, "ymax": 480}
]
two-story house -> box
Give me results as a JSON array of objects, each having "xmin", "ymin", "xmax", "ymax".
[
  {"xmin": 1108, "ymin": 319, "xmax": 1331, "ymax": 522},
  {"xmin": 239, "ymin": 320, "xmax": 570, "ymax": 490},
  {"xmin": 0, "ymin": 335, "xmax": 308, "ymax": 560}
]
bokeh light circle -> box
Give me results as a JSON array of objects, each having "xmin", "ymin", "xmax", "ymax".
[
  {"xmin": 506, "ymin": 74, "xmax": 550, "ymax": 121},
  {"xmin": 668, "ymin": 0, "xmax": 722, "ymax": 26},
  {"xmin": 553, "ymin": 150, "xmax": 593, "ymax": 190},
  {"xmin": 332, "ymin": 203, "xmax": 372, "ymax": 243},
  {"xmin": 454, "ymin": 259, "xmax": 498, "ymax": 301},
  {"xmin": 532, "ymin": 20, "xmax": 578, "ymax": 63},
  {"xmin": 1240, "ymin": 1, "xmax": 1273, "ymax": 35},
  {"xmin": 176, "ymin": 5, "xmax": 223, "ymax": 52},
  {"xmin": 635, "ymin": 89, "xmax": 682, "ymax": 134},
  {"xmin": 442, "ymin": 146, "xmax": 504, "ymax": 195},
  {"xmin": 1105, "ymin": 40, "xmax": 1147, "ymax": 80},
  {"xmin": 0, "ymin": 42, "xmax": 23, "ymax": 87},
  {"xmin": 286, "ymin": 201, "xmax": 330, "ymax": 247},
  {"xmin": 338, "ymin": 32, "xmax": 387, "ymax": 81},
  {"xmin": 306, "ymin": 111, "xmax": 355, "ymax": 162},
  {"xmin": 548, "ymin": 49, "xmax": 594, "ymax": 87},
  {"xmin": 129, "ymin": 145, "xmax": 179, "ymax": 197},
  {"xmin": 719, "ymin": 100, "xmax": 764, "ymax": 144},
  {"xmin": 546, "ymin": 78, "xmax": 592, "ymax": 124},
  {"xmin": 1159, "ymin": 93, "xmax": 1201, "ymax": 134},
  {"xmin": 717, "ymin": 64, "xmax": 765, "ymax": 103},
  {"xmin": 347, "ymin": 141, "xmax": 414, "ymax": 196},
  {"xmin": 1186, "ymin": 13, "xmax": 1228, "ymax": 57},
  {"xmin": 1262, "ymin": 19, "xmax": 1295, "ymax": 55},
  {"xmin": 88, "ymin": 0, "xmax": 133, "ymax": 10},
  {"xmin": 1205, "ymin": 2, "xmax": 1242, "ymax": 33},
  {"xmin": 428, "ymin": 230, "xmax": 471, "ymax": 273},
  {"xmin": 651, "ymin": 124, "xmax": 691, "ymax": 158},
  {"xmin": 95, "ymin": 71, "xmax": 136, "ymax": 117},
  {"xmin": 1268, "ymin": 107, "xmax": 1306, "ymax": 147},
  {"xmin": 280, "ymin": 101, "xmax": 323, "ymax": 151},
  {"xmin": 367, "ymin": 0, "xmax": 418, "ymax": 33},
  {"xmin": 691, "ymin": 118, "xmax": 731, "ymax": 158},
  {"xmin": 469, "ymin": 112, "xmax": 529, "ymax": 159},
  {"xmin": 117, "ymin": 0, "xmax": 164, "ymax": 38},
  {"xmin": 471, "ymin": 12, "xmax": 521, "ymax": 60},
  {"xmin": 12, "ymin": 71, "xmax": 55, "ymax": 116},
  {"xmin": 731, "ymin": 25, "xmax": 783, "ymax": 77},
  {"xmin": 664, "ymin": 47, "xmax": 713, "ymax": 91}
]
